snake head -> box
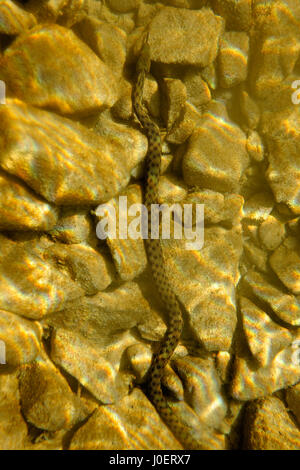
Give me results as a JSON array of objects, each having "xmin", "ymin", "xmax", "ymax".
[{"xmin": 136, "ymin": 32, "xmax": 151, "ymax": 74}]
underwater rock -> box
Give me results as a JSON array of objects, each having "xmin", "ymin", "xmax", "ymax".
[
  {"xmin": 205, "ymin": 98, "xmax": 229, "ymax": 120},
  {"xmin": 251, "ymin": 36, "xmax": 300, "ymax": 110},
  {"xmin": 244, "ymin": 270, "xmax": 300, "ymax": 326},
  {"xmin": 243, "ymin": 396, "xmax": 300, "ymax": 450},
  {"xmin": 70, "ymin": 388, "xmax": 182, "ymax": 450},
  {"xmin": 182, "ymin": 70, "xmax": 211, "ymax": 109},
  {"xmin": 182, "ymin": 110, "xmax": 248, "ymax": 193},
  {"xmin": 44, "ymin": 242, "xmax": 113, "ymax": 295},
  {"xmin": 112, "ymin": 74, "xmax": 160, "ymax": 122},
  {"xmin": 75, "ymin": 15, "xmax": 127, "ymax": 77},
  {"xmin": 258, "ymin": 215, "xmax": 285, "ymax": 251},
  {"xmin": 242, "ymin": 192, "xmax": 274, "ymax": 222},
  {"xmin": 29, "ymin": 0, "xmax": 69, "ymax": 19},
  {"xmin": 135, "ymin": 276, "xmax": 169, "ymax": 343},
  {"xmin": 96, "ymin": 184, "xmax": 147, "ymax": 281},
  {"xmin": 49, "ymin": 207, "xmax": 93, "ymax": 244},
  {"xmin": 19, "ymin": 355, "xmax": 84, "ymax": 431},
  {"xmin": 47, "ymin": 282, "xmax": 152, "ymax": 402},
  {"xmin": 51, "ymin": 327, "xmax": 135, "ymax": 404},
  {"xmin": 126, "ymin": 343, "xmax": 153, "ymax": 383},
  {"xmin": 251, "ymin": 0, "xmax": 300, "ymax": 112},
  {"xmin": 162, "ymin": 225, "xmax": 242, "ymax": 351},
  {"xmin": 147, "ymin": 6, "xmax": 223, "ymax": 66},
  {"xmin": 24, "ymin": 430, "xmax": 65, "ymax": 450},
  {"xmin": 270, "ymin": 237, "xmax": 300, "ymax": 294},
  {"xmin": 0, "ymin": 99, "xmax": 145, "ymax": 205},
  {"xmin": 166, "ymin": 398, "xmax": 226, "ymax": 450},
  {"xmin": 161, "ymin": 78, "xmax": 187, "ymax": 131},
  {"xmin": 1, "ymin": 24, "xmax": 118, "ymax": 115},
  {"xmin": 212, "ymin": 0, "xmax": 251, "ymax": 32},
  {"xmin": 246, "ymin": 130, "xmax": 264, "ymax": 162},
  {"xmin": 94, "ymin": 109, "xmax": 148, "ymax": 173},
  {"xmin": 218, "ymin": 32, "xmax": 249, "ymax": 88},
  {"xmin": 0, "ymin": 0, "xmax": 36, "ymax": 35},
  {"xmin": 160, "ymin": 150, "xmax": 174, "ymax": 175},
  {"xmin": 0, "ymin": 171, "xmax": 58, "ymax": 231},
  {"xmin": 231, "ymin": 338, "xmax": 300, "ymax": 401},
  {"xmin": 166, "ymin": 102, "xmax": 202, "ymax": 145},
  {"xmin": 240, "ymin": 91, "xmax": 261, "ymax": 130},
  {"xmin": 240, "ymin": 296, "xmax": 292, "ymax": 367},
  {"xmin": 265, "ymin": 109, "xmax": 300, "ymax": 214},
  {"xmin": 161, "ymin": 362, "xmax": 185, "ymax": 402},
  {"xmin": 87, "ymin": 0, "xmax": 135, "ymax": 33},
  {"xmin": 0, "ymin": 372, "xmax": 27, "ymax": 450},
  {"xmin": 286, "ymin": 382, "xmax": 300, "ymax": 427},
  {"xmin": 27, "ymin": 0, "xmax": 86, "ymax": 26},
  {"xmin": 253, "ymin": 0, "xmax": 300, "ymax": 38},
  {"xmin": 46, "ymin": 281, "xmax": 152, "ymax": 340},
  {"xmin": 106, "ymin": 0, "xmax": 141, "ymax": 13},
  {"xmin": 138, "ymin": 74, "xmax": 161, "ymax": 119},
  {"xmin": 157, "ymin": 175, "xmax": 187, "ymax": 204},
  {"xmin": 173, "ymin": 356, "xmax": 227, "ymax": 430},
  {"xmin": 220, "ymin": 399, "xmax": 244, "ymax": 444},
  {"xmin": 215, "ymin": 351, "xmax": 232, "ymax": 384},
  {"xmin": 0, "ymin": 309, "xmax": 42, "ymax": 366},
  {"xmin": 111, "ymin": 78, "xmax": 133, "ymax": 121},
  {"xmin": 135, "ymin": 1, "xmax": 162, "ymax": 27},
  {"xmin": 243, "ymin": 239, "xmax": 269, "ymax": 273},
  {"xmin": 201, "ymin": 62, "xmax": 217, "ymax": 90},
  {"xmin": 182, "ymin": 190, "xmax": 243, "ymax": 225},
  {"xmin": 0, "ymin": 235, "xmax": 84, "ymax": 319},
  {"xmin": 57, "ymin": 0, "xmax": 87, "ymax": 27}
]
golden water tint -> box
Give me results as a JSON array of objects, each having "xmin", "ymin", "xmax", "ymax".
[{"xmin": 0, "ymin": 0, "xmax": 300, "ymax": 450}]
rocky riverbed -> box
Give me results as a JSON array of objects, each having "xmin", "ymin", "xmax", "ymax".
[{"xmin": 0, "ymin": 0, "xmax": 300, "ymax": 450}]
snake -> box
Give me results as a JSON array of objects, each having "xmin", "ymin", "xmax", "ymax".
[{"xmin": 132, "ymin": 36, "xmax": 200, "ymax": 450}]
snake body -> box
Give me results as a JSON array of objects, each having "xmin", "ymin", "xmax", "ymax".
[{"xmin": 132, "ymin": 39, "xmax": 200, "ymax": 450}]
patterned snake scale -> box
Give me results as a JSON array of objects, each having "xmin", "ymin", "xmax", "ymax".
[{"xmin": 132, "ymin": 37, "xmax": 200, "ymax": 450}]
